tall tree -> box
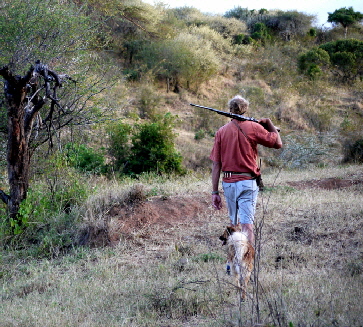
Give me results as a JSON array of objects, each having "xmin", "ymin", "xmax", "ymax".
[
  {"xmin": 328, "ymin": 7, "xmax": 363, "ymax": 38},
  {"xmin": 0, "ymin": 62, "xmax": 73, "ymax": 219},
  {"xmin": 0, "ymin": 0, "xmax": 107, "ymax": 223}
]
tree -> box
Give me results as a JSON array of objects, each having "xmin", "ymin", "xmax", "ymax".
[
  {"xmin": 328, "ymin": 7, "xmax": 363, "ymax": 38},
  {"xmin": 320, "ymin": 39, "xmax": 363, "ymax": 82},
  {"xmin": 138, "ymin": 32, "xmax": 220, "ymax": 92},
  {"xmin": 298, "ymin": 39, "xmax": 363, "ymax": 82},
  {"xmin": 0, "ymin": 0, "xmax": 106, "ymax": 226},
  {"xmin": 0, "ymin": 62, "xmax": 75, "ymax": 220}
]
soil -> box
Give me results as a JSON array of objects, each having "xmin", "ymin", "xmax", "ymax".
[{"xmin": 85, "ymin": 176, "xmax": 363, "ymax": 247}]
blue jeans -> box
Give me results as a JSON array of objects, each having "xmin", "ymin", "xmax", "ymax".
[{"xmin": 222, "ymin": 179, "xmax": 259, "ymax": 225}]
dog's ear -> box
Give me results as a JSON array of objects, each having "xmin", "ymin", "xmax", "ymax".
[
  {"xmin": 219, "ymin": 229, "xmax": 228, "ymax": 245},
  {"xmin": 226, "ymin": 226, "xmax": 235, "ymax": 235}
]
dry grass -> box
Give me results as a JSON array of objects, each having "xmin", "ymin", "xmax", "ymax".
[{"xmin": 1, "ymin": 165, "xmax": 363, "ymax": 326}]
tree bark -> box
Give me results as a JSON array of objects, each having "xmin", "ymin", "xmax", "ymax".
[
  {"xmin": 1, "ymin": 66, "xmax": 33, "ymax": 218},
  {"xmin": 0, "ymin": 62, "xmax": 64, "ymax": 220}
]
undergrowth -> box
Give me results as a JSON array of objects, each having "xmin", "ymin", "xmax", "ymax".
[{"xmin": 1, "ymin": 165, "xmax": 362, "ymax": 326}]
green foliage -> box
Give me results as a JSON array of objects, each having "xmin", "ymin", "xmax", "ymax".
[
  {"xmin": 320, "ymin": 39, "xmax": 363, "ymax": 82},
  {"xmin": 0, "ymin": 160, "xmax": 89, "ymax": 255},
  {"xmin": 194, "ymin": 129, "xmax": 206, "ymax": 140},
  {"xmin": 233, "ymin": 34, "xmax": 254, "ymax": 45},
  {"xmin": 298, "ymin": 39, "xmax": 363, "ymax": 81},
  {"xmin": 202, "ymin": 16, "xmax": 247, "ymax": 39},
  {"xmin": 138, "ymin": 85, "xmax": 162, "ymax": 119},
  {"xmin": 343, "ymin": 138, "xmax": 363, "ymax": 163},
  {"xmin": 137, "ymin": 32, "xmax": 220, "ymax": 91},
  {"xmin": 107, "ymin": 122, "xmax": 132, "ymax": 172},
  {"xmin": 308, "ymin": 28, "xmax": 317, "ymax": 37},
  {"xmin": 64, "ymin": 143, "xmax": 106, "ymax": 174},
  {"xmin": 0, "ymin": 0, "xmax": 98, "ymax": 73},
  {"xmin": 328, "ymin": 7, "xmax": 363, "ymax": 37},
  {"xmin": 192, "ymin": 252, "xmax": 224, "ymax": 263},
  {"xmin": 298, "ymin": 47, "xmax": 330, "ymax": 80},
  {"xmin": 251, "ymin": 22, "xmax": 271, "ymax": 44},
  {"xmin": 128, "ymin": 114, "xmax": 185, "ymax": 175},
  {"xmin": 188, "ymin": 25, "xmax": 233, "ymax": 54},
  {"xmin": 107, "ymin": 113, "xmax": 185, "ymax": 176}
]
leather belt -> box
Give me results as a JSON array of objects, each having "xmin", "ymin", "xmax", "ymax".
[{"xmin": 223, "ymin": 172, "xmax": 253, "ymax": 178}]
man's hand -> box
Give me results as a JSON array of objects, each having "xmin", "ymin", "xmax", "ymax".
[
  {"xmin": 212, "ymin": 194, "xmax": 222, "ymax": 210},
  {"xmin": 258, "ymin": 118, "xmax": 282, "ymax": 148}
]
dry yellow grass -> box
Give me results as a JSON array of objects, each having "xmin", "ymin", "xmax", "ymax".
[{"xmin": 1, "ymin": 165, "xmax": 363, "ymax": 326}]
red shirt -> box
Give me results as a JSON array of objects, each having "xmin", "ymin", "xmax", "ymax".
[{"xmin": 210, "ymin": 119, "xmax": 278, "ymax": 183}]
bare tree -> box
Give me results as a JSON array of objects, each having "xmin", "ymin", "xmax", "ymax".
[{"xmin": 0, "ymin": 61, "xmax": 79, "ymax": 220}]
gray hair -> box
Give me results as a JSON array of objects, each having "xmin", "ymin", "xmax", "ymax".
[{"xmin": 228, "ymin": 95, "xmax": 249, "ymax": 115}]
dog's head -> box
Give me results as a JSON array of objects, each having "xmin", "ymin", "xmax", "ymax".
[{"xmin": 219, "ymin": 226, "xmax": 239, "ymax": 245}]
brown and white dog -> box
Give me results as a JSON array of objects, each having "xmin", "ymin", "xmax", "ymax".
[{"xmin": 219, "ymin": 226, "xmax": 255, "ymax": 301}]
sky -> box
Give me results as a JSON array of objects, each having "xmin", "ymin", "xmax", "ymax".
[{"xmin": 143, "ymin": 0, "xmax": 363, "ymax": 26}]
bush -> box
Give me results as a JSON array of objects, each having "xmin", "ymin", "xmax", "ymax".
[
  {"xmin": 137, "ymin": 32, "xmax": 220, "ymax": 91},
  {"xmin": 299, "ymin": 39, "xmax": 363, "ymax": 82},
  {"xmin": 0, "ymin": 162, "xmax": 90, "ymax": 257},
  {"xmin": 320, "ymin": 39, "xmax": 363, "ymax": 82},
  {"xmin": 138, "ymin": 85, "xmax": 162, "ymax": 119},
  {"xmin": 298, "ymin": 47, "xmax": 330, "ymax": 80},
  {"xmin": 106, "ymin": 122, "xmax": 132, "ymax": 172},
  {"xmin": 64, "ymin": 143, "xmax": 105, "ymax": 174},
  {"xmin": 128, "ymin": 113, "xmax": 185, "ymax": 175},
  {"xmin": 343, "ymin": 138, "xmax": 363, "ymax": 163},
  {"xmin": 251, "ymin": 22, "xmax": 271, "ymax": 44},
  {"xmin": 107, "ymin": 113, "xmax": 185, "ymax": 176}
]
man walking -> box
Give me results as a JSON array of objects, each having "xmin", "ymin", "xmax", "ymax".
[{"xmin": 210, "ymin": 95, "xmax": 282, "ymax": 245}]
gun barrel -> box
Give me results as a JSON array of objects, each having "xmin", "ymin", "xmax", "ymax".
[{"xmin": 189, "ymin": 103, "xmax": 258, "ymax": 123}]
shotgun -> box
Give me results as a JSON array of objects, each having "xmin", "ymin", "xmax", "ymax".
[
  {"xmin": 189, "ymin": 103, "xmax": 280, "ymax": 131},
  {"xmin": 190, "ymin": 103, "xmax": 259, "ymax": 123}
]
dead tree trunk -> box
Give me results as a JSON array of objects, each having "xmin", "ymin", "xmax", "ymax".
[{"xmin": 0, "ymin": 61, "xmax": 66, "ymax": 220}]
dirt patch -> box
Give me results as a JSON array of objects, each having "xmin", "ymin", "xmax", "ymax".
[
  {"xmin": 287, "ymin": 177, "xmax": 363, "ymax": 190},
  {"xmin": 83, "ymin": 176, "xmax": 363, "ymax": 247},
  {"xmin": 100, "ymin": 194, "xmax": 215, "ymax": 246}
]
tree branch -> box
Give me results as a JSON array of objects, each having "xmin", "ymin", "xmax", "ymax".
[{"xmin": 0, "ymin": 189, "xmax": 10, "ymax": 205}]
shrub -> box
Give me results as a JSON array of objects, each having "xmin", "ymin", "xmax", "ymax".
[
  {"xmin": 106, "ymin": 122, "xmax": 132, "ymax": 172},
  {"xmin": 127, "ymin": 113, "xmax": 185, "ymax": 175},
  {"xmin": 107, "ymin": 113, "xmax": 185, "ymax": 176},
  {"xmin": 138, "ymin": 84, "xmax": 162, "ymax": 119},
  {"xmin": 343, "ymin": 138, "xmax": 363, "ymax": 163},
  {"xmin": 251, "ymin": 22, "xmax": 271, "ymax": 44},
  {"xmin": 298, "ymin": 47, "xmax": 330, "ymax": 80},
  {"xmin": 194, "ymin": 129, "xmax": 206, "ymax": 140},
  {"xmin": 299, "ymin": 39, "xmax": 363, "ymax": 82},
  {"xmin": 0, "ymin": 162, "xmax": 89, "ymax": 256},
  {"xmin": 137, "ymin": 32, "xmax": 220, "ymax": 91},
  {"xmin": 273, "ymin": 134, "xmax": 331, "ymax": 168},
  {"xmin": 64, "ymin": 143, "xmax": 105, "ymax": 174}
]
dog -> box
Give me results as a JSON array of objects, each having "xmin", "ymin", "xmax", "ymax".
[{"xmin": 219, "ymin": 226, "xmax": 255, "ymax": 301}]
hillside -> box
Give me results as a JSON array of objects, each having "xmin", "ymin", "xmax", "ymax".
[{"xmin": 1, "ymin": 2, "xmax": 363, "ymax": 325}]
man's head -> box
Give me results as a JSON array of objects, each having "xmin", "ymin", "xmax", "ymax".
[{"xmin": 228, "ymin": 95, "xmax": 249, "ymax": 115}]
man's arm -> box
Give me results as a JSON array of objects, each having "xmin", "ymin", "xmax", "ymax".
[
  {"xmin": 212, "ymin": 161, "xmax": 222, "ymax": 210},
  {"xmin": 259, "ymin": 118, "xmax": 282, "ymax": 149}
]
